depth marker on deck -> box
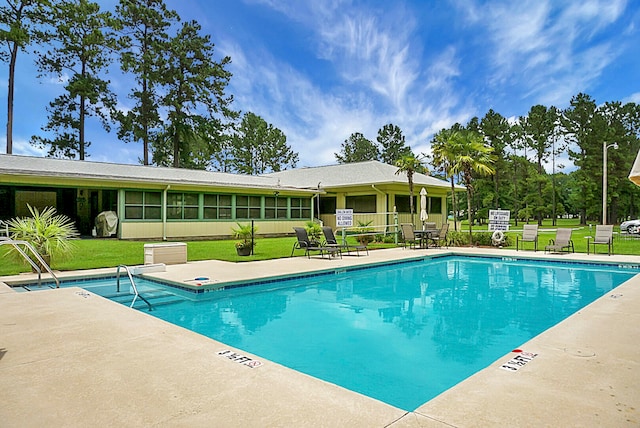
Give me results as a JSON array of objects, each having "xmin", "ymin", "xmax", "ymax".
[
  {"xmin": 217, "ymin": 349, "xmax": 263, "ymax": 368},
  {"xmin": 500, "ymin": 350, "xmax": 538, "ymax": 372}
]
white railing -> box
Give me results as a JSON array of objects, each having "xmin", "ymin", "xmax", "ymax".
[
  {"xmin": 0, "ymin": 238, "xmax": 59, "ymax": 288},
  {"xmin": 116, "ymin": 265, "xmax": 152, "ymax": 311}
]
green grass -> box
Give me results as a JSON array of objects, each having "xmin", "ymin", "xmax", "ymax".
[
  {"xmin": 457, "ymin": 218, "xmax": 640, "ymax": 254},
  {"xmin": 0, "ymin": 236, "xmax": 396, "ymax": 276},
  {"xmin": 2, "ymin": 220, "xmax": 639, "ymax": 277}
]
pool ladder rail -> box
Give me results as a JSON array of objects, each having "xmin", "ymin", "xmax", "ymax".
[
  {"xmin": 0, "ymin": 237, "xmax": 59, "ymax": 288},
  {"xmin": 116, "ymin": 265, "xmax": 153, "ymax": 311}
]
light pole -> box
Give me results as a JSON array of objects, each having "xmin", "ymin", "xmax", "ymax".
[{"xmin": 602, "ymin": 141, "xmax": 618, "ymax": 225}]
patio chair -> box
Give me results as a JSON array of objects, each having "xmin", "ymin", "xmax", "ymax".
[
  {"xmin": 544, "ymin": 228, "xmax": 575, "ymax": 254},
  {"xmin": 589, "ymin": 225, "xmax": 614, "ymax": 255},
  {"xmin": 516, "ymin": 224, "xmax": 538, "ymax": 251},
  {"xmin": 423, "ymin": 222, "xmax": 437, "ymax": 231},
  {"xmin": 291, "ymin": 227, "xmax": 341, "ymax": 259},
  {"xmin": 428, "ymin": 223, "xmax": 449, "ymax": 248},
  {"xmin": 322, "ymin": 226, "xmax": 368, "ymax": 256},
  {"xmin": 400, "ymin": 223, "xmax": 420, "ymax": 249}
]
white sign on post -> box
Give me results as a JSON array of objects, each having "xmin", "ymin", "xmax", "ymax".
[
  {"xmin": 336, "ymin": 209, "xmax": 353, "ymax": 227},
  {"xmin": 488, "ymin": 209, "xmax": 510, "ymax": 231}
]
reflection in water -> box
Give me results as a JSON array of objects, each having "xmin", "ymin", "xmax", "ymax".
[{"xmin": 151, "ymin": 257, "xmax": 636, "ymax": 411}]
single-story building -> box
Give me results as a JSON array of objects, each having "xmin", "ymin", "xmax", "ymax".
[
  {"xmin": 0, "ymin": 155, "xmax": 460, "ymax": 240},
  {"xmin": 264, "ymin": 161, "xmax": 459, "ymax": 230}
]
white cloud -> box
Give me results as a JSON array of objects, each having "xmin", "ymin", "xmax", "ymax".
[
  {"xmin": 462, "ymin": 0, "xmax": 628, "ymax": 106},
  {"xmin": 220, "ymin": 1, "xmax": 479, "ymax": 162},
  {"xmin": 9, "ymin": 137, "xmax": 48, "ymax": 157},
  {"xmin": 623, "ymin": 92, "xmax": 640, "ymax": 104},
  {"xmin": 222, "ymin": 38, "xmax": 377, "ymax": 166}
]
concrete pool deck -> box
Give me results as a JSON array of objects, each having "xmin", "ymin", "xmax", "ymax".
[{"xmin": 1, "ymin": 247, "xmax": 639, "ymax": 426}]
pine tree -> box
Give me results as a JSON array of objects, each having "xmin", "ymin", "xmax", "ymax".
[
  {"xmin": 115, "ymin": 0, "xmax": 178, "ymax": 165},
  {"xmin": 31, "ymin": 0, "xmax": 119, "ymax": 160}
]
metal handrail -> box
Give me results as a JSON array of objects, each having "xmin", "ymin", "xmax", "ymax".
[
  {"xmin": 0, "ymin": 238, "xmax": 59, "ymax": 288},
  {"xmin": 116, "ymin": 265, "xmax": 152, "ymax": 311}
]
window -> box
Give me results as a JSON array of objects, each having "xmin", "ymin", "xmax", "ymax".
[
  {"xmin": 290, "ymin": 197, "xmax": 311, "ymax": 219},
  {"xmin": 394, "ymin": 195, "xmax": 416, "ymax": 213},
  {"xmin": 429, "ymin": 197, "xmax": 442, "ymax": 214},
  {"xmin": 319, "ymin": 197, "xmax": 336, "ymax": 215},
  {"xmin": 236, "ymin": 195, "xmax": 261, "ymax": 219},
  {"xmin": 124, "ymin": 191, "xmax": 161, "ymax": 220},
  {"xmin": 15, "ymin": 189, "xmax": 56, "ymax": 217},
  {"xmin": 167, "ymin": 193, "xmax": 199, "ymax": 220},
  {"xmin": 265, "ymin": 196, "xmax": 288, "ymax": 219},
  {"xmin": 203, "ymin": 194, "xmax": 232, "ymax": 219},
  {"xmin": 345, "ymin": 195, "xmax": 376, "ymax": 213}
]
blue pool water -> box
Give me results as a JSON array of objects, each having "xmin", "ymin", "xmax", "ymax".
[{"xmin": 20, "ymin": 256, "xmax": 639, "ymax": 411}]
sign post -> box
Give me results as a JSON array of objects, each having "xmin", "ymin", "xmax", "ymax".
[
  {"xmin": 488, "ymin": 209, "xmax": 510, "ymax": 231},
  {"xmin": 336, "ymin": 209, "xmax": 353, "ymax": 243},
  {"xmin": 336, "ymin": 209, "xmax": 353, "ymax": 227}
]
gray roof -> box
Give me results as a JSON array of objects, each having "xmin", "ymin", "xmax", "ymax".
[
  {"xmin": 0, "ymin": 155, "xmax": 313, "ymax": 193},
  {"xmin": 264, "ymin": 160, "xmax": 460, "ymax": 190}
]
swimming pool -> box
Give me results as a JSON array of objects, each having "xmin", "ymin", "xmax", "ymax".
[{"xmin": 15, "ymin": 255, "xmax": 639, "ymax": 411}]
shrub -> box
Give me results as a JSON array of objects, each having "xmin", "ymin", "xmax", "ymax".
[
  {"xmin": 304, "ymin": 221, "xmax": 323, "ymax": 244},
  {"xmin": 446, "ymin": 230, "xmax": 512, "ymax": 247},
  {"xmin": 7, "ymin": 204, "xmax": 79, "ymax": 267}
]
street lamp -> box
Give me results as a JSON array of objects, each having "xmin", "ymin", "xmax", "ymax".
[{"xmin": 602, "ymin": 141, "xmax": 618, "ymax": 225}]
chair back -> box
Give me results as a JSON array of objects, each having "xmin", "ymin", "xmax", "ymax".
[
  {"xmin": 594, "ymin": 225, "xmax": 613, "ymax": 244},
  {"xmin": 554, "ymin": 228, "xmax": 572, "ymax": 245},
  {"xmin": 322, "ymin": 226, "xmax": 338, "ymax": 245},
  {"xmin": 293, "ymin": 227, "xmax": 313, "ymax": 248},
  {"xmin": 522, "ymin": 224, "xmax": 538, "ymax": 241},
  {"xmin": 400, "ymin": 223, "xmax": 415, "ymax": 240},
  {"xmin": 438, "ymin": 223, "xmax": 449, "ymax": 238},
  {"xmin": 423, "ymin": 222, "xmax": 436, "ymax": 230}
]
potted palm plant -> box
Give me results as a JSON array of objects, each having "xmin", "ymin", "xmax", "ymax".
[
  {"xmin": 354, "ymin": 220, "xmax": 375, "ymax": 246},
  {"xmin": 231, "ymin": 222, "xmax": 257, "ymax": 256},
  {"xmin": 6, "ymin": 204, "xmax": 79, "ymax": 271}
]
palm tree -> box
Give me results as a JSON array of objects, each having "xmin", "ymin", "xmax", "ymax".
[
  {"xmin": 395, "ymin": 154, "xmax": 428, "ymax": 225},
  {"xmin": 450, "ymin": 130, "xmax": 496, "ymax": 245},
  {"xmin": 432, "ymin": 128, "xmax": 461, "ymax": 231}
]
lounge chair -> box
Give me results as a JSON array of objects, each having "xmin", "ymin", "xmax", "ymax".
[
  {"xmin": 428, "ymin": 223, "xmax": 449, "ymax": 248},
  {"xmin": 516, "ymin": 224, "xmax": 538, "ymax": 251},
  {"xmin": 589, "ymin": 225, "xmax": 614, "ymax": 255},
  {"xmin": 400, "ymin": 223, "xmax": 420, "ymax": 249},
  {"xmin": 544, "ymin": 228, "xmax": 574, "ymax": 254},
  {"xmin": 322, "ymin": 226, "xmax": 368, "ymax": 256},
  {"xmin": 291, "ymin": 227, "xmax": 341, "ymax": 259}
]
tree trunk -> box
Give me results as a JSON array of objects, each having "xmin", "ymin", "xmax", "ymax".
[
  {"xmin": 79, "ymin": 94, "xmax": 85, "ymax": 160},
  {"xmin": 450, "ymin": 176, "xmax": 457, "ymax": 231},
  {"xmin": 465, "ymin": 170, "xmax": 473, "ymax": 246},
  {"xmin": 142, "ymin": 76, "xmax": 149, "ymax": 165},
  {"xmin": 467, "ymin": 188, "xmax": 473, "ymax": 246},
  {"xmin": 6, "ymin": 43, "xmax": 17, "ymax": 154}
]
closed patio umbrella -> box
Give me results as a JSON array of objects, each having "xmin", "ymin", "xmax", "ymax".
[
  {"xmin": 420, "ymin": 187, "xmax": 428, "ymax": 229},
  {"xmin": 629, "ymin": 149, "xmax": 640, "ymax": 186}
]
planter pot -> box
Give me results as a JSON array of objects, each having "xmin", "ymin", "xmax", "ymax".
[{"xmin": 236, "ymin": 246, "xmax": 252, "ymax": 256}]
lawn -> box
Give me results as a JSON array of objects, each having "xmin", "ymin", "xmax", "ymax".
[
  {"xmin": 2, "ymin": 219, "xmax": 639, "ymax": 277},
  {"xmin": 0, "ymin": 236, "xmax": 395, "ymax": 276}
]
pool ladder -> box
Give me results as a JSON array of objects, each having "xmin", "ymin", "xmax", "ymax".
[
  {"xmin": 116, "ymin": 265, "xmax": 152, "ymax": 311},
  {"xmin": 0, "ymin": 238, "xmax": 59, "ymax": 288}
]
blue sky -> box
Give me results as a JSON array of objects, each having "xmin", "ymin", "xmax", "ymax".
[{"xmin": 3, "ymin": 0, "xmax": 639, "ymax": 170}]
